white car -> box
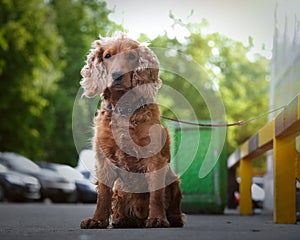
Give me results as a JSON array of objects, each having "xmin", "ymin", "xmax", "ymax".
[{"xmin": 235, "ymin": 177, "xmax": 265, "ymax": 209}]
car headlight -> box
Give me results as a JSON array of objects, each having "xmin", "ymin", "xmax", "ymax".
[
  {"xmin": 23, "ymin": 176, "xmax": 40, "ymax": 186},
  {"xmin": 6, "ymin": 174, "xmax": 24, "ymax": 185}
]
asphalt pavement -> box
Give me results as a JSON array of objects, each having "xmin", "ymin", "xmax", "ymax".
[{"xmin": 0, "ymin": 203, "xmax": 299, "ymax": 240}]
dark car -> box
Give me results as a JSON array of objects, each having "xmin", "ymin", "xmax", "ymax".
[
  {"xmin": 38, "ymin": 162, "xmax": 97, "ymax": 203},
  {"xmin": 0, "ymin": 163, "xmax": 41, "ymax": 201},
  {"xmin": 0, "ymin": 152, "xmax": 76, "ymax": 203}
]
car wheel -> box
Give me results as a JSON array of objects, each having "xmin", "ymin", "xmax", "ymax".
[
  {"xmin": 0, "ymin": 185, "xmax": 5, "ymax": 201},
  {"xmin": 67, "ymin": 191, "xmax": 78, "ymax": 203}
]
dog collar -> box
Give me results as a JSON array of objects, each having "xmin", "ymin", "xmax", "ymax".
[
  {"xmin": 105, "ymin": 97, "xmax": 150, "ymax": 116},
  {"xmin": 105, "ymin": 103, "xmax": 113, "ymax": 112}
]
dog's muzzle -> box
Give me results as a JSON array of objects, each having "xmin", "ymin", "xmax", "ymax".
[{"xmin": 111, "ymin": 70, "xmax": 125, "ymax": 87}]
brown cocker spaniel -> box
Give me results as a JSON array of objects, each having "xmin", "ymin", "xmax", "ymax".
[{"xmin": 80, "ymin": 33, "xmax": 184, "ymax": 228}]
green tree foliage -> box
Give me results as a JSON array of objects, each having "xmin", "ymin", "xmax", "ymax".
[
  {"xmin": 148, "ymin": 16, "xmax": 269, "ymax": 154},
  {"xmin": 45, "ymin": 0, "xmax": 121, "ymax": 165},
  {"xmin": 0, "ymin": 0, "xmax": 63, "ymax": 159},
  {"xmin": 0, "ymin": 2, "xmax": 268, "ymax": 165},
  {"xmin": 0, "ymin": 0, "xmax": 120, "ymax": 165},
  {"xmin": 215, "ymin": 36, "xmax": 269, "ymax": 153}
]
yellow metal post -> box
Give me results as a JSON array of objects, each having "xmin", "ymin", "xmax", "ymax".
[
  {"xmin": 296, "ymin": 136, "xmax": 300, "ymax": 181},
  {"xmin": 273, "ymin": 136, "xmax": 296, "ymax": 224},
  {"xmin": 239, "ymin": 158, "xmax": 253, "ymax": 215}
]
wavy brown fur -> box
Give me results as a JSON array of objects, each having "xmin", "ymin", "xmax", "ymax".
[{"xmin": 79, "ymin": 33, "xmax": 183, "ymax": 229}]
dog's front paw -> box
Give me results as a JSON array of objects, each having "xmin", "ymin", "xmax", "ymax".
[
  {"xmin": 146, "ymin": 217, "xmax": 170, "ymax": 228},
  {"xmin": 168, "ymin": 214, "xmax": 184, "ymax": 227},
  {"xmin": 80, "ymin": 217, "xmax": 109, "ymax": 229}
]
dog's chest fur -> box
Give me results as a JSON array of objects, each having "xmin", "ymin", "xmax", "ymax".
[{"xmin": 94, "ymin": 102, "xmax": 170, "ymax": 173}]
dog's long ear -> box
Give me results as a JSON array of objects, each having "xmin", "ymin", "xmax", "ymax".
[
  {"xmin": 132, "ymin": 46, "xmax": 161, "ymax": 99},
  {"xmin": 80, "ymin": 40, "xmax": 108, "ymax": 98}
]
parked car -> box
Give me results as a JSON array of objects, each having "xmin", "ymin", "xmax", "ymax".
[
  {"xmin": 38, "ymin": 162, "xmax": 97, "ymax": 203},
  {"xmin": 235, "ymin": 177, "xmax": 265, "ymax": 209},
  {"xmin": 0, "ymin": 152, "xmax": 76, "ymax": 202},
  {"xmin": 75, "ymin": 149, "xmax": 97, "ymax": 182},
  {"xmin": 0, "ymin": 163, "xmax": 41, "ymax": 201}
]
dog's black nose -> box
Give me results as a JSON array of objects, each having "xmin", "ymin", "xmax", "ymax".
[{"xmin": 112, "ymin": 70, "xmax": 124, "ymax": 82}]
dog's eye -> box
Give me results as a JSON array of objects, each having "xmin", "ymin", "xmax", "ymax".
[
  {"xmin": 104, "ymin": 53, "xmax": 111, "ymax": 59},
  {"xmin": 128, "ymin": 52, "xmax": 136, "ymax": 61}
]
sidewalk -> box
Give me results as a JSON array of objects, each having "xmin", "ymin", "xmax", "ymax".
[{"xmin": 0, "ymin": 204, "xmax": 299, "ymax": 240}]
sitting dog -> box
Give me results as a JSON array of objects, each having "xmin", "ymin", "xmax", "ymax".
[{"xmin": 79, "ymin": 33, "xmax": 183, "ymax": 228}]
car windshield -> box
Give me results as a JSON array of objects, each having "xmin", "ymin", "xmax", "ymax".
[
  {"xmin": 2, "ymin": 153, "xmax": 40, "ymax": 173},
  {"xmin": 56, "ymin": 166, "xmax": 84, "ymax": 181},
  {"xmin": 0, "ymin": 164, "xmax": 7, "ymax": 173}
]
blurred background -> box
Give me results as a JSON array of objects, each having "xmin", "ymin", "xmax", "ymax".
[
  {"xmin": 0, "ymin": 0, "xmax": 270, "ymax": 164},
  {"xmin": 1, "ymin": 0, "xmax": 296, "ymax": 206}
]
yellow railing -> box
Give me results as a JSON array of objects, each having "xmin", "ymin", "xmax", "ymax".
[{"xmin": 227, "ymin": 93, "xmax": 300, "ymax": 224}]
